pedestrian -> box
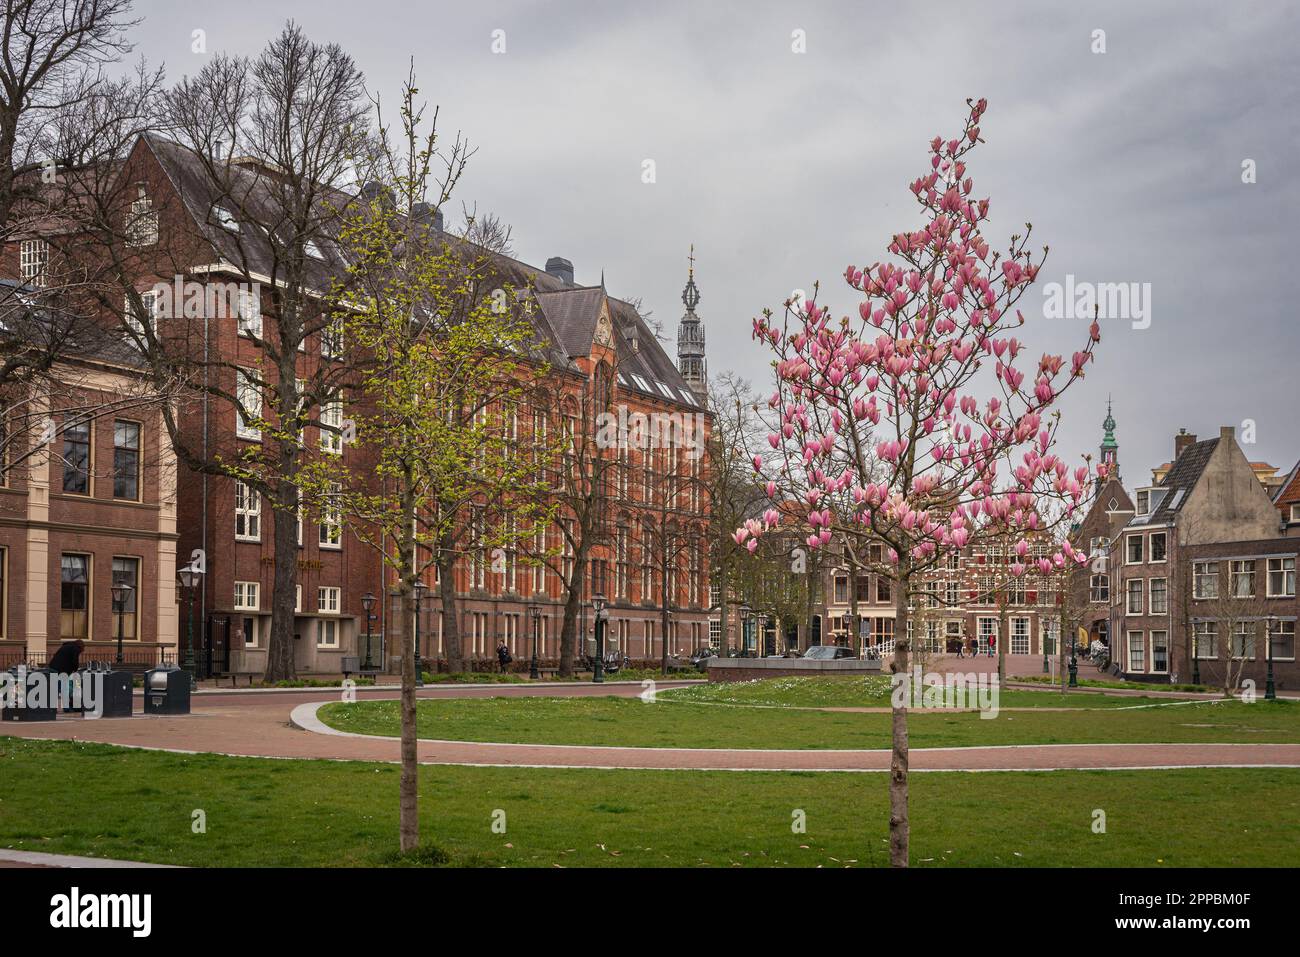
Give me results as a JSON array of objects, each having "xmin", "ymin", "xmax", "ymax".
[
  {"xmin": 988, "ymin": 635, "xmax": 996, "ymax": 658},
  {"xmin": 956, "ymin": 636, "xmax": 964, "ymax": 658},
  {"xmin": 496, "ymin": 639, "xmax": 513, "ymax": 674},
  {"xmin": 46, "ymin": 639, "xmax": 86, "ymax": 713},
  {"xmin": 47, "ymin": 639, "xmax": 85, "ymax": 675}
]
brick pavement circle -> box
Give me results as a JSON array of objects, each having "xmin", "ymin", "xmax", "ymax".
[{"xmin": 2, "ymin": 682, "xmax": 1297, "ymax": 773}]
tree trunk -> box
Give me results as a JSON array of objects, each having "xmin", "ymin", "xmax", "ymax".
[
  {"xmin": 263, "ymin": 482, "xmax": 300, "ymax": 682},
  {"xmin": 718, "ymin": 557, "xmax": 730, "ymax": 655},
  {"xmin": 437, "ymin": 545, "xmax": 463, "ymax": 674},
  {"xmin": 889, "ymin": 561, "xmax": 911, "ymax": 868},
  {"xmin": 997, "ymin": 597, "xmax": 1008, "ymax": 685},
  {"xmin": 558, "ymin": 567, "xmax": 584, "ymax": 679},
  {"xmin": 398, "ymin": 581, "xmax": 418, "ymax": 852}
]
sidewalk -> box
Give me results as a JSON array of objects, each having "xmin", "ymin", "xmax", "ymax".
[{"xmin": 0, "ymin": 849, "xmax": 178, "ymax": 868}]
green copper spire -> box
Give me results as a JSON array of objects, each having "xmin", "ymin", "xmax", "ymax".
[{"xmin": 1101, "ymin": 396, "xmax": 1117, "ymax": 450}]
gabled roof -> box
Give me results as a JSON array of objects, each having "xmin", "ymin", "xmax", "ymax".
[
  {"xmin": 1273, "ymin": 459, "xmax": 1300, "ymax": 506},
  {"xmin": 1129, "ymin": 437, "xmax": 1218, "ymax": 527},
  {"xmin": 140, "ymin": 134, "xmax": 701, "ymax": 411}
]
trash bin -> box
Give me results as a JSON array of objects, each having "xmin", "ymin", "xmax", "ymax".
[
  {"xmin": 82, "ymin": 668, "xmax": 133, "ymax": 718},
  {"xmin": 144, "ymin": 665, "xmax": 191, "ymax": 715},
  {"xmin": 1, "ymin": 667, "xmax": 57, "ymax": 722}
]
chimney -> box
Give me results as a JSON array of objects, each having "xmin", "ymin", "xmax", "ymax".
[
  {"xmin": 359, "ymin": 181, "xmax": 392, "ymax": 208},
  {"xmin": 622, "ymin": 321, "xmax": 639, "ymax": 354},
  {"xmin": 545, "ymin": 256, "xmax": 574, "ymax": 286},
  {"xmin": 411, "ymin": 202, "xmax": 443, "ymax": 232},
  {"xmin": 1219, "ymin": 425, "xmax": 1235, "ymax": 444},
  {"xmin": 1174, "ymin": 428, "xmax": 1196, "ymax": 460}
]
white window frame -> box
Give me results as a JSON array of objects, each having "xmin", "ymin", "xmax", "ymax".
[
  {"xmin": 234, "ymin": 480, "xmax": 261, "ymax": 542},
  {"xmin": 1266, "ymin": 557, "xmax": 1295, "ymax": 598},
  {"xmin": 317, "ymin": 586, "xmax": 341, "ymax": 615},
  {"xmin": 1268, "ymin": 619, "xmax": 1296, "ymax": 662},
  {"xmin": 236, "ymin": 370, "xmax": 262, "ymax": 441},
  {"xmin": 234, "ymin": 581, "xmax": 260, "ymax": 612},
  {"xmin": 1193, "ymin": 561, "xmax": 1219, "ymax": 600},
  {"xmin": 316, "ymin": 617, "xmax": 339, "ymax": 649},
  {"xmin": 319, "ymin": 398, "xmax": 344, "ymax": 454},
  {"xmin": 1126, "ymin": 578, "xmax": 1144, "ymax": 616},
  {"xmin": 1149, "ymin": 577, "xmax": 1168, "ymax": 616},
  {"xmin": 1125, "ymin": 534, "xmax": 1143, "ymax": 565},
  {"xmin": 1149, "ymin": 531, "xmax": 1167, "ymax": 563},
  {"xmin": 1150, "ymin": 630, "xmax": 1169, "ymax": 674},
  {"xmin": 237, "ymin": 287, "xmax": 262, "ymax": 338},
  {"xmin": 1127, "ymin": 630, "xmax": 1145, "ymax": 672},
  {"xmin": 20, "ymin": 239, "xmax": 49, "ymax": 287},
  {"xmin": 319, "ymin": 482, "xmax": 343, "ymax": 549}
]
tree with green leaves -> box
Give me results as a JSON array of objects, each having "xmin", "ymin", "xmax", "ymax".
[{"xmin": 302, "ymin": 74, "xmax": 551, "ymax": 853}]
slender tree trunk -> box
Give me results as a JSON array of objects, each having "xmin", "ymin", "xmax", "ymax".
[
  {"xmin": 398, "ymin": 482, "xmax": 419, "ymax": 852},
  {"xmin": 889, "ymin": 561, "xmax": 911, "ymax": 868},
  {"xmin": 998, "ymin": 596, "xmax": 1008, "ymax": 684},
  {"xmin": 263, "ymin": 480, "xmax": 299, "ymax": 682},
  {"xmin": 398, "ymin": 578, "xmax": 418, "ymax": 852},
  {"xmin": 718, "ymin": 555, "xmax": 731, "ymax": 655}
]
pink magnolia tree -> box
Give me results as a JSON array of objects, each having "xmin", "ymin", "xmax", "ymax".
[{"xmin": 737, "ymin": 98, "xmax": 1103, "ymax": 867}]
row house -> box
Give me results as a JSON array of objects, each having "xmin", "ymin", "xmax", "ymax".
[
  {"xmin": 1109, "ymin": 426, "xmax": 1297, "ymax": 687},
  {"xmin": 0, "ymin": 281, "xmax": 179, "ymax": 668}
]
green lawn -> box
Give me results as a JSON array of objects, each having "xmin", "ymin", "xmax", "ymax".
[
  {"xmin": 316, "ymin": 678, "xmax": 1300, "ymax": 750},
  {"xmin": 2, "ymin": 737, "xmax": 1296, "ymax": 867}
]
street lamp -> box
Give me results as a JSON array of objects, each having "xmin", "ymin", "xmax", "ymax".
[
  {"xmin": 527, "ymin": 601, "xmax": 541, "ymax": 680},
  {"xmin": 592, "ymin": 593, "xmax": 607, "ymax": 683},
  {"xmin": 360, "ymin": 592, "xmax": 376, "ymax": 671},
  {"xmin": 1265, "ymin": 614, "xmax": 1277, "ymax": 701},
  {"xmin": 739, "ymin": 602, "xmax": 751, "ymax": 656},
  {"xmin": 412, "ymin": 581, "xmax": 428, "ymax": 688},
  {"xmin": 111, "ymin": 581, "xmax": 135, "ymax": 666},
  {"xmin": 177, "ymin": 564, "xmax": 203, "ymax": 690}
]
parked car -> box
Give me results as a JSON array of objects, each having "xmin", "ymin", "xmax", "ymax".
[
  {"xmin": 802, "ymin": 645, "xmax": 858, "ymax": 660},
  {"xmin": 690, "ymin": 649, "xmax": 718, "ymax": 672}
]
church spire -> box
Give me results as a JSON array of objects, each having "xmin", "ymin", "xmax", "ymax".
[
  {"xmin": 676, "ymin": 244, "xmax": 707, "ymax": 400},
  {"xmin": 1100, "ymin": 396, "xmax": 1119, "ymax": 480}
]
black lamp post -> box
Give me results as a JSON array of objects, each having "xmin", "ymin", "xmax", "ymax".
[
  {"xmin": 1067, "ymin": 624, "xmax": 1079, "ymax": 688},
  {"xmin": 412, "ymin": 581, "xmax": 427, "ymax": 688},
  {"xmin": 528, "ymin": 601, "xmax": 541, "ymax": 680},
  {"xmin": 1265, "ymin": 615, "xmax": 1277, "ymax": 701},
  {"xmin": 177, "ymin": 564, "xmax": 202, "ymax": 690},
  {"xmin": 360, "ymin": 592, "xmax": 376, "ymax": 670},
  {"xmin": 739, "ymin": 602, "xmax": 751, "ymax": 656},
  {"xmin": 592, "ymin": 593, "xmax": 607, "ymax": 683},
  {"xmin": 111, "ymin": 581, "xmax": 134, "ymax": 666}
]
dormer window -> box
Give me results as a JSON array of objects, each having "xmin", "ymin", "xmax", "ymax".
[
  {"xmin": 1290, "ymin": 503, "xmax": 1300, "ymax": 524},
  {"xmin": 1136, "ymin": 490, "xmax": 1149, "ymax": 515},
  {"xmin": 213, "ymin": 206, "xmax": 240, "ymax": 233}
]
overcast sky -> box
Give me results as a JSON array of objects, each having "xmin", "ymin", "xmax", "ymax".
[{"xmin": 130, "ymin": 0, "xmax": 1300, "ymax": 485}]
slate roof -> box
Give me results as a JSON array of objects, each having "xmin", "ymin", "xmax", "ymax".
[
  {"xmin": 141, "ymin": 135, "xmax": 701, "ymax": 411},
  {"xmin": 1128, "ymin": 437, "xmax": 1219, "ymax": 527},
  {"xmin": 0, "ymin": 279, "xmax": 145, "ymax": 370}
]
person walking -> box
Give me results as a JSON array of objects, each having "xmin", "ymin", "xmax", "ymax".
[
  {"xmin": 988, "ymin": 635, "xmax": 996, "ymax": 658},
  {"xmin": 496, "ymin": 639, "xmax": 513, "ymax": 674}
]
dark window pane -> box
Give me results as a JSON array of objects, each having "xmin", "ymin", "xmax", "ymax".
[
  {"xmin": 62, "ymin": 419, "xmax": 90, "ymax": 494},
  {"xmin": 113, "ymin": 421, "xmax": 140, "ymax": 499}
]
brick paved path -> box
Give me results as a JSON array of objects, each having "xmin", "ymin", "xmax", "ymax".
[{"xmin": 3, "ymin": 682, "xmax": 1297, "ymax": 772}]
